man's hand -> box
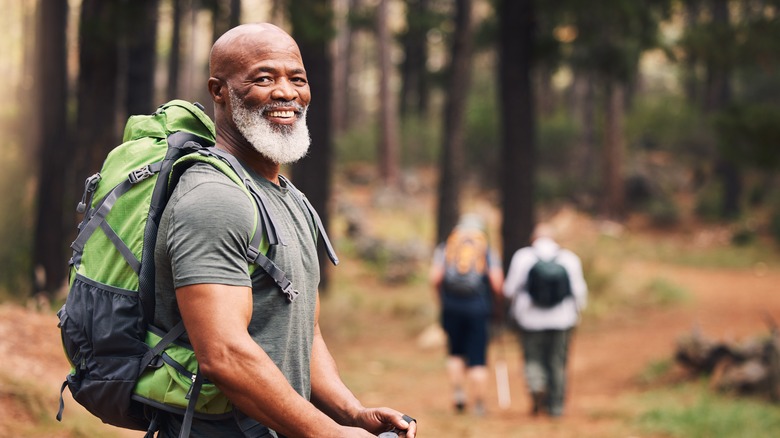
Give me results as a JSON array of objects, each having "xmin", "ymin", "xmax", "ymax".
[{"xmin": 352, "ymin": 408, "xmax": 417, "ymax": 437}]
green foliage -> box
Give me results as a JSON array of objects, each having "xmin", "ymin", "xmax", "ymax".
[
  {"xmin": 287, "ymin": 0, "xmax": 336, "ymax": 42},
  {"xmin": 464, "ymin": 72, "xmax": 500, "ymax": 187},
  {"xmin": 638, "ymin": 383, "xmax": 780, "ymax": 438},
  {"xmin": 335, "ymin": 122, "xmax": 378, "ymax": 164},
  {"xmin": 715, "ymin": 103, "xmax": 780, "ymax": 171},
  {"xmin": 537, "ymin": 110, "xmax": 579, "ymax": 166},
  {"xmin": 730, "ymin": 221, "xmax": 758, "ymax": 246},
  {"xmin": 642, "ymin": 277, "xmax": 690, "ymax": 307},
  {"xmin": 534, "ymin": 111, "xmax": 581, "ymax": 202},
  {"xmin": 645, "ymin": 196, "xmax": 681, "ymax": 228},
  {"xmin": 695, "ymin": 180, "xmax": 724, "ymax": 222},
  {"xmin": 625, "ymin": 95, "xmax": 712, "ymax": 158},
  {"xmin": 637, "ymin": 358, "xmax": 674, "ymax": 385},
  {"xmin": 769, "ymin": 203, "xmax": 780, "ymax": 245},
  {"xmin": 560, "ymin": 0, "xmax": 671, "ymax": 82},
  {"xmin": 401, "ymin": 114, "xmax": 440, "ymax": 167}
]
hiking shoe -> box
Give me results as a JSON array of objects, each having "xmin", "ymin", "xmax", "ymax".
[
  {"xmin": 473, "ymin": 401, "xmax": 486, "ymax": 417},
  {"xmin": 454, "ymin": 388, "xmax": 466, "ymax": 414},
  {"xmin": 531, "ymin": 391, "xmax": 546, "ymax": 416}
]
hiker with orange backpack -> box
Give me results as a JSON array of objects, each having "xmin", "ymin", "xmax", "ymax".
[{"xmin": 430, "ymin": 214, "xmax": 504, "ymax": 416}]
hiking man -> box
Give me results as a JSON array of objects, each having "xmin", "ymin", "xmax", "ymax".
[
  {"xmin": 429, "ymin": 214, "xmax": 504, "ymax": 416},
  {"xmin": 503, "ymin": 222, "xmax": 587, "ymax": 417},
  {"xmin": 153, "ymin": 23, "xmax": 416, "ymax": 437}
]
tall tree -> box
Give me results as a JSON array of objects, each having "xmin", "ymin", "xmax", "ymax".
[
  {"xmin": 289, "ymin": 0, "xmax": 337, "ymax": 290},
  {"xmin": 680, "ymin": 0, "xmax": 747, "ymax": 218},
  {"xmin": 167, "ymin": 0, "xmax": 184, "ymax": 101},
  {"xmin": 564, "ymin": 0, "xmax": 669, "ymax": 218},
  {"xmin": 32, "ymin": 0, "xmax": 69, "ymax": 299},
  {"xmin": 208, "ymin": 0, "xmax": 241, "ymax": 43},
  {"xmin": 706, "ymin": 0, "xmax": 740, "ymax": 218},
  {"xmin": 498, "ymin": 0, "xmax": 536, "ymax": 271},
  {"xmin": 74, "ymin": 0, "xmax": 122, "ymax": 178},
  {"xmin": 377, "ymin": 0, "xmax": 401, "ymax": 186},
  {"xmin": 435, "ymin": 0, "xmax": 474, "ymax": 243},
  {"xmin": 123, "ymin": 0, "xmax": 161, "ymax": 116},
  {"xmin": 331, "ymin": 0, "xmax": 357, "ymax": 134},
  {"xmin": 399, "ymin": 0, "xmax": 431, "ymax": 116}
]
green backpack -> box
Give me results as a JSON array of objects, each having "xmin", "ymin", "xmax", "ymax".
[{"xmin": 56, "ymin": 100, "xmax": 338, "ymax": 437}]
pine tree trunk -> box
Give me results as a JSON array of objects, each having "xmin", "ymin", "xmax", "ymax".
[
  {"xmin": 32, "ymin": 0, "xmax": 70, "ymax": 299},
  {"xmin": 602, "ymin": 81, "xmax": 626, "ymax": 219},
  {"xmin": 377, "ymin": 0, "xmax": 400, "ymax": 187},
  {"xmin": 123, "ymin": 0, "xmax": 160, "ymax": 116},
  {"xmin": 435, "ymin": 0, "xmax": 473, "ymax": 243},
  {"xmin": 498, "ymin": 0, "xmax": 536, "ymax": 272}
]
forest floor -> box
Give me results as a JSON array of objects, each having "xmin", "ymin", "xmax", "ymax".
[{"xmin": 2, "ymin": 179, "xmax": 780, "ymax": 437}]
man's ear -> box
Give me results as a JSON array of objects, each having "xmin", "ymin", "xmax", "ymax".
[{"xmin": 208, "ymin": 77, "xmax": 226, "ymax": 104}]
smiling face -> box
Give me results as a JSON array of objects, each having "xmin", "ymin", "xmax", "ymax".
[
  {"xmin": 229, "ymin": 86, "xmax": 311, "ymax": 164},
  {"xmin": 209, "ymin": 24, "xmax": 312, "ymax": 164}
]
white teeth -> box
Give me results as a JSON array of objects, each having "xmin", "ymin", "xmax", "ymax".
[{"xmin": 267, "ymin": 110, "xmax": 294, "ymax": 118}]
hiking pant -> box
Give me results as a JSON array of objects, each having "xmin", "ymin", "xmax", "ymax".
[
  {"xmin": 441, "ymin": 309, "xmax": 489, "ymax": 367},
  {"xmin": 519, "ymin": 328, "xmax": 573, "ymax": 416}
]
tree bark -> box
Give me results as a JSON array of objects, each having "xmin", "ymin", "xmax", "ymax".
[
  {"xmin": 123, "ymin": 0, "xmax": 160, "ymax": 116},
  {"xmin": 571, "ymin": 71, "xmax": 596, "ymax": 201},
  {"xmin": 400, "ymin": 0, "xmax": 430, "ymax": 116},
  {"xmin": 705, "ymin": 0, "xmax": 740, "ymax": 219},
  {"xmin": 331, "ymin": 0, "xmax": 356, "ymax": 135},
  {"xmin": 75, "ymin": 0, "xmax": 121, "ymax": 178},
  {"xmin": 602, "ymin": 81, "xmax": 626, "ymax": 219},
  {"xmin": 498, "ymin": 0, "xmax": 536, "ymax": 272},
  {"xmin": 32, "ymin": 0, "xmax": 70, "ymax": 299},
  {"xmin": 435, "ymin": 0, "xmax": 473, "ymax": 244},
  {"xmin": 377, "ymin": 0, "xmax": 401, "ymax": 187},
  {"xmin": 167, "ymin": 0, "xmax": 184, "ymax": 101}
]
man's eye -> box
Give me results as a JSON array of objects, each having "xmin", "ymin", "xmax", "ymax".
[{"xmin": 256, "ymin": 76, "xmax": 273, "ymax": 84}]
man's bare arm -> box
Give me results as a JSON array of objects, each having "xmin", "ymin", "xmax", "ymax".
[
  {"xmin": 176, "ymin": 283, "xmax": 373, "ymax": 438},
  {"xmin": 309, "ymin": 294, "xmax": 418, "ymax": 437}
]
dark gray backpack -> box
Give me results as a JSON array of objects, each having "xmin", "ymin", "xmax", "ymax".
[{"xmin": 527, "ymin": 250, "xmax": 571, "ymax": 307}]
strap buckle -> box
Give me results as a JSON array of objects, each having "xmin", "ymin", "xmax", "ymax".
[
  {"xmin": 280, "ymin": 279, "xmax": 299, "ymax": 302},
  {"xmin": 128, "ymin": 165, "xmax": 154, "ymax": 184},
  {"xmin": 76, "ymin": 173, "xmax": 102, "ymax": 214}
]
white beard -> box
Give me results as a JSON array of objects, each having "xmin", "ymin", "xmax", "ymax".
[{"xmin": 229, "ymin": 89, "xmax": 311, "ymax": 164}]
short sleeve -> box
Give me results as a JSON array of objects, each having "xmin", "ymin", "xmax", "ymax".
[{"xmin": 165, "ymin": 165, "xmax": 256, "ymax": 288}]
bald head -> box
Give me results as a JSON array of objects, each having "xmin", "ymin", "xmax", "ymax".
[
  {"xmin": 210, "ymin": 23, "xmax": 302, "ymax": 80},
  {"xmin": 532, "ymin": 222, "xmax": 557, "ymax": 242},
  {"xmin": 207, "ymin": 23, "xmax": 312, "ymax": 169}
]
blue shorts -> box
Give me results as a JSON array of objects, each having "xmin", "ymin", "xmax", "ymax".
[{"xmin": 441, "ymin": 311, "xmax": 489, "ymax": 367}]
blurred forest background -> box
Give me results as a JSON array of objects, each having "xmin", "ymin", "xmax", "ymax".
[{"xmin": 1, "ymin": 0, "xmax": 780, "ymax": 302}]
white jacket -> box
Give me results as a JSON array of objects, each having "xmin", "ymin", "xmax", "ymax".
[{"xmin": 503, "ymin": 237, "xmax": 588, "ymax": 330}]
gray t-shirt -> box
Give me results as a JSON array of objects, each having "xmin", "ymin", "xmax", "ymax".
[{"xmin": 153, "ymin": 162, "xmax": 320, "ymax": 437}]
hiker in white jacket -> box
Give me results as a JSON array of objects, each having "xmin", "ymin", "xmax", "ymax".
[{"xmin": 503, "ymin": 222, "xmax": 587, "ymax": 417}]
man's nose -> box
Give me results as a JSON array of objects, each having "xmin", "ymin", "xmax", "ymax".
[{"xmin": 271, "ymin": 78, "xmax": 297, "ymax": 101}]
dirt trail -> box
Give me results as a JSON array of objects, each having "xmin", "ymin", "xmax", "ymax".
[
  {"xmin": 334, "ymin": 261, "xmax": 780, "ymax": 438},
  {"xmin": 1, "ymin": 260, "xmax": 778, "ymax": 437}
]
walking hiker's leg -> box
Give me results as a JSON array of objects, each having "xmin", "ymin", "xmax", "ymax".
[
  {"xmin": 546, "ymin": 329, "xmax": 572, "ymax": 417},
  {"xmin": 520, "ymin": 330, "xmax": 547, "ymax": 414},
  {"xmin": 443, "ymin": 310, "xmax": 469, "ymax": 412},
  {"xmin": 465, "ymin": 313, "xmax": 490, "ymax": 416},
  {"xmin": 467, "ymin": 365, "xmax": 489, "ymax": 416},
  {"xmin": 447, "ymin": 356, "xmax": 467, "ymax": 412}
]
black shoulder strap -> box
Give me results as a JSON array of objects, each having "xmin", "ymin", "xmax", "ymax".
[
  {"xmin": 198, "ymin": 147, "xmax": 310, "ymax": 302},
  {"xmin": 278, "ymin": 175, "xmax": 339, "ymax": 266}
]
